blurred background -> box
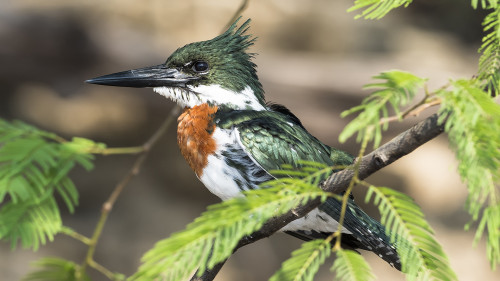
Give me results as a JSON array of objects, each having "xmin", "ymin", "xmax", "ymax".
[{"xmin": 0, "ymin": 0, "xmax": 497, "ymax": 280}]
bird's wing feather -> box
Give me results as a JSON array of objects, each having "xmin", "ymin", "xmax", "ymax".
[{"xmin": 217, "ymin": 109, "xmax": 343, "ymax": 173}]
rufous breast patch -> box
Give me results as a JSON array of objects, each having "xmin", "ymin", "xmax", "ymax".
[{"xmin": 177, "ymin": 104, "xmax": 218, "ymax": 177}]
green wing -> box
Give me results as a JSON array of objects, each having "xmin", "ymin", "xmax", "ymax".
[
  {"xmin": 216, "ymin": 109, "xmax": 401, "ymax": 268},
  {"xmin": 216, "ymin": 110, "xmax": 353, "ymax": 173}
]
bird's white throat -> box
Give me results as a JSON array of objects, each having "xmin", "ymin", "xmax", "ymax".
[{"xmin": 154, "ymin": 84, "xmax": 265, "ymax": 110}]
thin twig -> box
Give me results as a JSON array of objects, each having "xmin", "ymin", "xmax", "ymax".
[
  {"xmin": 334, "ymin": 126, "xmax": 372, "ymax": 249},
  {"xmin": 60, "ymin": 226, "xmax": 92, "ymax": 245},
  {"xmin": 89, "ymin": 146, "xmax": 144, "ymax": 155},
  {"xmin": 379, "ymin": 97, "xmax": 441, "ymax": 125},
  {"xmin": 76, "ymin": 106, "xmax": 180, "ymax": 280},
  {"xmin": 103, "ymin": 106, "xmax": 180, "ymax": 212}
]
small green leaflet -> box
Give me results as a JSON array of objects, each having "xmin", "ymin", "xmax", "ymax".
[
  {"xmin": 339, "ymin": 70, "xmax": 426, "ymax": 148},
  {"xmin": 348, "ymin": 0, "xmax": 414, "ymax": 20},
  {"xmin": 331, "ymin": 249, "xmax": 375, "ymax": 281},
  {"xmin": 22, "ymin": 257, "xmax": 90, "ymax": 281},
  {"xmin": 270, "ymin": 239, "xmax": 332, "ymax": 281},
  {"xmin": 477, "ymin": 6, "xmax": 500, "ymax": 96}
]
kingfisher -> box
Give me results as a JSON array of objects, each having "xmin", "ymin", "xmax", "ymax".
[{"xmin": 86, "ymin": 19, "xmax": 401, "ymax": 270}]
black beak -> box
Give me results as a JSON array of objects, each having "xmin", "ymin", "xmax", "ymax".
[{"xmin": 85, "ymin": 64, "xmax": 199, "ymax": 88}]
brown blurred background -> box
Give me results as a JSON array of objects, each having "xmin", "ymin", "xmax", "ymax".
[{"xmin": 0, "ymin": 0, "xmax": 497, "ymax": 280}]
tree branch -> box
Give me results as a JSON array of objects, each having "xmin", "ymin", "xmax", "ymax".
[{"xmin": 191, "ymin": 113, "xmax": 446, "ymax": 281}]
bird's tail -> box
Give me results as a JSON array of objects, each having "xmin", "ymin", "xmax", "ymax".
[{"xmin": 319, "ymin": 197, "xmax": 402, "ymax": 270}]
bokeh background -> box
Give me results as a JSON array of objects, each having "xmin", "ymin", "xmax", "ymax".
[{"xmin": 0, "ymin": 0, "xmax": 497, "ymax": 280}]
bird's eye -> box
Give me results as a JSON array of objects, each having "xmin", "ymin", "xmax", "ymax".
[{"xmin": 192, "ymin": 61, "xmax": 209, "ymax": 73}]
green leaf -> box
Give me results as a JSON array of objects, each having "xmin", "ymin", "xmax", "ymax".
[
  {"xmin": 339, "ymin": 70, "xmax": 426, "ymax": 148},
  {"xmin": 474, "ymin": 204, "xmax": 500, "ymax": 269},
  {"xmin": 331, "ymin": 249, "xmax": 375, "ymax": 281},
  {"xmin": 0, "ymin": 197, "xmax": 61, "ymax": 250},
  {"xmin": 365, "ymin": 185, "xmax": 457, "ymax": 280},
  {"xmin": 270, "ymin": 239, "xmax": 332, "ymax": 281},
  {"xmin": 471, "ymin": 0, "xmax": 499, "ymax": 10},
  {"xmin": 129, "ymin": 177, "xmax": 330, "ymax": 281},
  {"xmin": 477, "ymin": 7, "xmax": 500, "ymax": 96},
  {"xmin": 22, "ymin": 257, "xmax": 90, "ymax": 281},
  {"xmin": 437, "ymin": 79, "xmax": 500, "ymax": 268},
  {"xmin": 348, "ymin": 0, "xmax": 413, "ymax": 20},
  {"xmin": 0, "ymin": 119, "xmax": 98, "ymax": 249}
]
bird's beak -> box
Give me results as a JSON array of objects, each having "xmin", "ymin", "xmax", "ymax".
[{"xmin": 85, "ymin": 64, "xmax": 199, "ymax": 88}]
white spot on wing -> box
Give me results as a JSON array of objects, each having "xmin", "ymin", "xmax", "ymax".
[{"xmin": 281, "ymin": 209, "xmax": 352, "ymax": 234}]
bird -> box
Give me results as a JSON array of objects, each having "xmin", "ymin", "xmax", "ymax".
[{"xmin": 86, "ymin": 18, "xmax": 401, "ymax": 270}]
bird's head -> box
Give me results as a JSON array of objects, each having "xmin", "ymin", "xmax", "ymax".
[{"xmin": 86, "ymin": 19, "xmax": 265, "ymax": 110}]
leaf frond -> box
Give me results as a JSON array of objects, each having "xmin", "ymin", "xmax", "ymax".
[
  {"xmin": 331, "ymin": 249, "xmax": 375, "ymax": 281},
  {"xmin": 477, "ymin": 7, "xmax": 500, "ymax": 96},
  {"xmin": 130, "ymin": 179, "xmax": 330, "ymax": 281},
  {"xmin": 437, "ymin": 79, "xmax": 500, "ymax": 268},
  {"xmin": 270, "ymin": 238, "xmax": 333, "ymax": 281},
  {"xmin": 0, "ymin": 197, "xmax": 61, "ymax": 250},
  {"xmin": 339, "ymin": 70, "xmax": 426, "ymax": 148},
  {"xmin": 471, "ymin": 0, "xmax": 499, "ymax": 10},
  {"xmin": 22, "ymin": 257, "xmax": 90, "ymax": 281},
  {"xmin": 365, "ymin": 185, "xmax": 457, "ymax": 280},
  {"xmin": 0, "ymin": 119, "xmax": 99, "ymax": 249},
  {"xmin": 348, "ymin": 0, "xmax": 413, "ymax": 19}
]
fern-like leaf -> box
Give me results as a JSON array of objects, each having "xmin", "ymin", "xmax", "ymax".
[
  {"xmin": 348, "ymin": 0, "xmax": 413, "ymax": 19},
  {"xmin": 130, "ymin": 176, "xmax": 331, "ymax": 281},
  {"xmin": 365, "ymin": 185, "xmax": 457, "ymax": 281},
  {"xmin": 438, "ymin": 79, "xmax": 500, "ymax": 268},
  {"xmin": 477, "ymin": 6, "xmax": 500, "ymax": 96},
  {"xmin": 270, "ymin": 239, "xmax": 332, "ymax": 281},
  {"xmin": 22, "ymin": 257, "xmax": 90, "ymax": 281},
  {"xmin": 331, "ymin": 249, "xmax": 375, "ymax": 281},
  {"xmin": 0, "ymin": 119, "xmax": 99, "ymax": 249},
  {"xmin": 339, "ymin": 70, "xmax": 426, "ymax": 148},
  {"xmin": 0, "ymin": 197, "xmax": 61, "ymax": 250},
  {"xmin": 471, "ymin": 0, "xmax": 499, "ymax": 10}
]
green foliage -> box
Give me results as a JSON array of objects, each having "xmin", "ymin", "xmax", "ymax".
[
  {"xmin": 348, "ymin": 0, "xmax": 413, "ymax": 19},
  {"xmin": 129, "ymin": 166, "xmax": 331, "ymax": 281},
  {"xmin": 471, "ymin": 0, "xmax": 499, "ymax": 9},
  {"xmin": 22, "ymin": 257, "xmax": 90, "ymax": 281},
  {"xmin": 477, "ymin": 6, "xmax": 500, "ymax": 96},
  {"xmin": 331, "ymin": 249, "xmax": 375, "ymax": 281},
  {"xmin": 270, "ymin": 239, "xmax": 332, "ymax": 281},
  {"xmin": 437, "ymin": 79, "xmax": 500, "ymax": 268},
  {"xmin": 0, "ymin": 119, "xmax": 99, "ymax": 250},
  {"xmin": 339, "ymin": 70, "xmax": 427, "ymax": 148},
  {"xmin": 365, "ymin": 185, "xmax": 457, "ymax": 281},
  {"xmin": 1, "ymin": 196, "xmax": 61, "ymax": 250}
]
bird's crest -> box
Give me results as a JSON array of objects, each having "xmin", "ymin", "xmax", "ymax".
[{"xmin": 165, "ymin": 18, "xmax": 265, "ymax": 105}]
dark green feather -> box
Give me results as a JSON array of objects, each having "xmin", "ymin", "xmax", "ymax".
[{"xmin": 217, "ymin": 109, "xmax": 346, "ymax": 172}]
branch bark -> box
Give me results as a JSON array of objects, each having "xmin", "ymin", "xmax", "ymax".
[{"xmin": 191, "ymin": 113, "xmax": 446, "ymax": 281}]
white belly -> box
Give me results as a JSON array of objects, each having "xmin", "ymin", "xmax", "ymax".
[
  {"xmin": 198, "ymin": 127, "xmax": 351, "ymax": 234},
  {"xmin": 199, "ymin": 153, "xmax": 246, "ymax": 200}
]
